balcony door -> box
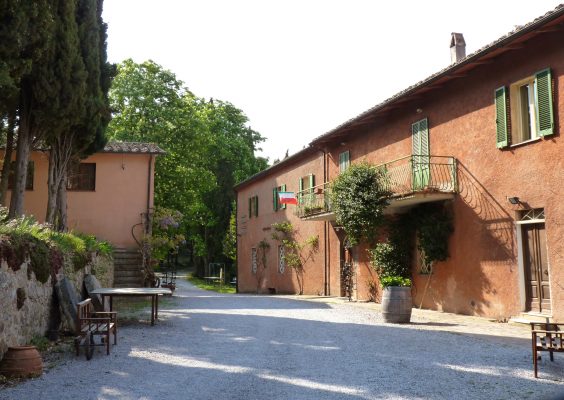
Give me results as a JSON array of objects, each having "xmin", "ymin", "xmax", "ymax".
[{"xmin": 412, "ymin": 118, "xmax": 430, "ymax": 190}]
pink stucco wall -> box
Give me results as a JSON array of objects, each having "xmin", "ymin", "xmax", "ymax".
[{"xmin": 3, "ymin": 151, "xmax": 155, "ymax": 248}]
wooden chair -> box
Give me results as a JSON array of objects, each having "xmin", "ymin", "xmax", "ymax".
[
  {"xmin": 531, "ymin": 322, "xmax": 564, "ymax": 378},
  {"xmin": 75, "ymin": 298, "xmax": 117, "ymax": 360}
]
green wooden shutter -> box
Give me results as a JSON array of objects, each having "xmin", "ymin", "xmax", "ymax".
[
  {"xmin": 535, "ymin": 68, "xmax": 554, "ymax": 137},
  {"xmin": 309, "ymin": 174, "xmax": 315, "ymax": 193},
  {"xmin": 495, "ymin": 86, "xmax": 509, "ymax": 148},
  {"xmin": 254, "ymin": 196, "xmax": 259, "ymax": 217},
  {"xmin": 281, "ymin": 184, "xmax": 286, "ymax": 209},
  {"xmin": 298, "ymin": 178, "xmax": 303, "ymax": 204},
  {"xmin": 248, "ymin": 197, "xmax": 252, "ymax": 218},
  {"xmin": 339, "ymin": 151, "xmax": 350, "ymax": 172},
  {"xmin": 419, "ymin": 118, "xmax": 429, "ymax": 157},
  {"xmin": 412, "ymin": 121, "xmax": 421, "ymax": 155}
]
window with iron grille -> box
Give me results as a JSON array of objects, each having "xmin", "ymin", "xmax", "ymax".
[
  {"xmin": 251, "ymin": 248, "xmax": 257, "ymax": 274},
  {"xmin": 278, "ymin": 245, "xmax": 285, "ymax": 274},
  {"xmin": 67, "ymin": 163, "xmax": 96, "ymax": 191}
]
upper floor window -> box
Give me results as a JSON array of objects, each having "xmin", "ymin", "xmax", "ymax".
[
  {"xmin": 495, "ymin": 68, "xmax": 554, "ymax": 148},
  {"xmin": 67, "ymin": 163, "xmax": 96, "ymax": 191},
  {"xmin": 7, "ymin": 161, "xmax": 34, "ymax": 191},
  {"xmin": 272, "ymin": 185, "xmax": 286, "ymax": 211},
  {"xmin": 298, "ymin": 174, "xmax": 315, "ymax": 204},
  {"xmin": 339, "ymin": 151, "xmax": 350, "ymax": 172},
  {"xmin": 248, "ymin": 195, "xmax": 259, "ymax": 218}
]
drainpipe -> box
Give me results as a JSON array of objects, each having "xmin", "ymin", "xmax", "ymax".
[
  {"xmin": 146, "ymin": 154, "xmax": 154, "ymax": 235},
  {"xmin": 235, "ymin": 194, "xmax": 239, "ymax": 294},
  {"xmin": 316, "ymin": 147, "xmax": 329, "ymax": 296}
]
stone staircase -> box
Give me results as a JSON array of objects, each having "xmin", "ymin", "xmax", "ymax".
[{"xmin": 113, "ymin": 248, "xmax": 144, "ymax": 287}]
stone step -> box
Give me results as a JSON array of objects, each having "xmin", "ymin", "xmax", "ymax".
[
  {"xmin": 113, "ymin": 254, "xmax": 142, "ymax": 261},
  {"xmin": 509, "ymin": 313, "xmax": 553, "ymax": 325},
  {"xmin": 114, "ymin": 260, "xmax": 142, "ymax": 267},
  {"xmin": 115, "ymin": 270, "xmax": 144, "ymax": 278}
]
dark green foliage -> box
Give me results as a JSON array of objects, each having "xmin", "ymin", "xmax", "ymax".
[
  {"xmin": 330, "ymin": 162, "xmax": 391, "ymax": 245},
  {"xmin": 370, "ymin": 241, "xmax": 411, "ymax": 286},
  {"xmin": 411, "ymin": 203, "xmax": 454, "ymax": 266},
  {"xmin": 370, "ymin": 203, "xmax": 453, "ymax": 287}
]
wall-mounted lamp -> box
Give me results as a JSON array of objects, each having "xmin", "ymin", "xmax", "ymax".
[
  {"xmin": 507, "ymin": 196, "xmax": 520, "ymax": 205},
  {"xmin": 340, "ymin": 142, "xmax": 347, "ymax": 146},
  {"xmin": 416, "ymin": 108, "xmax": 423, "ymax": 114}
]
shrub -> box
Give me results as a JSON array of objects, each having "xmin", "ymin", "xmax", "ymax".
[
  {"xmin": 0, "ymin": 207, "xmax": 114, "ymax": 283},
  {"xmin": 330, "ymin": 162, "xmax": 391, "ymax": 245}
]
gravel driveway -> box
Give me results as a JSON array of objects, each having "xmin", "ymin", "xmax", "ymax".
[{"xmin": 1, "ymin": 279, "xmax": 563, "ymax": 400}]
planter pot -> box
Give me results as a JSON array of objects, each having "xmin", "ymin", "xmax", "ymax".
[
  {"xmin": 381, "ymin": 286, "xmax": 412, "ymax": 323},
  {"xmin": 0, "ymin": 346, "xmax": 43, "ymax": 378}
]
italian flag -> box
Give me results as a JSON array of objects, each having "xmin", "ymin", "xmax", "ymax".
[{"xmin": 278, "ymin": 191, "xmax": 298, "ymax": 205}]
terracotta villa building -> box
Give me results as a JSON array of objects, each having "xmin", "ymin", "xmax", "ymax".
[{"xmin": 235, "ymin": 6, "xmax": 564, "ymax": 322}]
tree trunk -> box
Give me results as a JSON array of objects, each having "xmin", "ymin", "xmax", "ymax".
[
  {"xmin": 45, "ymin": 149, "xmax": 59, "ymax": 225},
  {"xmin": 8, "ymin": 91, "xmax": 32, "ymax": 219},
  {"xmin": 0, "ymin": 112, "xmax": 16, "ymax": 206},
  {"xmin": 55, "ymin": 168, "xmax": 68, "ymax": 231}
]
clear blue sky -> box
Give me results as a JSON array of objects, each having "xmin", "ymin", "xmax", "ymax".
[{"xmin": 103, "ymin": 1, "xmax": 562, "ymax": 161}]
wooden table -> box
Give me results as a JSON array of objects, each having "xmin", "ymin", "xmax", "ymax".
[{"xmin": 90, "ymin": 288, "xmax": 172, "ymax": 326}]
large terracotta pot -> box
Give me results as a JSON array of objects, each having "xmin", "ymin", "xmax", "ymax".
[
  {"xmin": 0, "ymin": 346, "xmax": 43, "ymax": 378},
  {"xmin": 381, "ymin": 286, "xmax": 412, "ymax": 323}
]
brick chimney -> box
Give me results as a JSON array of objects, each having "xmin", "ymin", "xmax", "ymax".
[{"xmin": 450, "ymin": 33, "xmax": 466, "ymax": 64}]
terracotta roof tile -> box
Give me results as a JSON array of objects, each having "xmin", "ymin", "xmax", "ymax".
[{"xmin": 102, "ymin": 141, "xmax": 166, "ymax": 155}]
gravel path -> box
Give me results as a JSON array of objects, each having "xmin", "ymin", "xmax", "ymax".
[{"xmin": 1, "ymin": 279, "xmax": 563, "ymax": 400}]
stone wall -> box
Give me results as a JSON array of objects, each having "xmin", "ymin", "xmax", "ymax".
[{"xmin": 0, "ymin": 253, "xmax": 114, "ymax": 360}]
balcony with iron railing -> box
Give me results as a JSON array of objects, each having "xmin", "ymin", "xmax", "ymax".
[{"xmin": 296, "ymin": 155, "xmax": 458, "ymax": 221}]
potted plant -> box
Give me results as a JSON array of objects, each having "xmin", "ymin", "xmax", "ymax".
[{"xmin": 370, "ymin": 241, "xmax": 413, "ymax": 323}]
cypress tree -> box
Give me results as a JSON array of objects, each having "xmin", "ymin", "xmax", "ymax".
[
  {"xmin": 8, "ymin": 1, "xmax": 55, "ymax": 218},
  {"xmin": 44, "ymin": 0, "xmax": 88, "ymax": 227}
]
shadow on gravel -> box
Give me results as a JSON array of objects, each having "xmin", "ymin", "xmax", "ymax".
[
  {"xmin": 180, "ymin": 295, "xmax": 332, "ymax": 310},
  {"xmin": 3, "ymin": 290, "xmax": 563, "ymax": 400},
  {"xmin": 107, "ymin": 313, "xmax": 564, "ymax": 399}
]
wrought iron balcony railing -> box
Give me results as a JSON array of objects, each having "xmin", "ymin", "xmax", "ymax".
[{"xmin": 296, "ymin": 155, "xmax": 458, "ymax": 219}]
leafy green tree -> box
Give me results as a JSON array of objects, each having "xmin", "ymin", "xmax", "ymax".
[{"xmin": 107, "ymin": 60, "xmax": 266, "ymax": 270}]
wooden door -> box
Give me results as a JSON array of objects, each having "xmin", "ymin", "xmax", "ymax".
[{"xmin": 524, "ymin": 223, "xmax": 551, "ymax": 313}]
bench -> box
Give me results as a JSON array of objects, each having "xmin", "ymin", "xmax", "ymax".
[
  {"xmin": 531, "ymin": 322, "xmax": 564, "ymax": 378},
  {"xmin": 74, "ymin": 298, "xmax": 117, "ymax": 360}
]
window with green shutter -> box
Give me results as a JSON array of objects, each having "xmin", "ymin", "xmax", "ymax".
[
  {"xmin": 339, "ymin": 151, "xmax": 350, "ymax": 172},
  {"xmin": 273, "ymin": 185, "xmax": 286, "ymax": 211},
  {"xmin": 501, "ymin": 67, "xmax": 554, "ymax": 148}
]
